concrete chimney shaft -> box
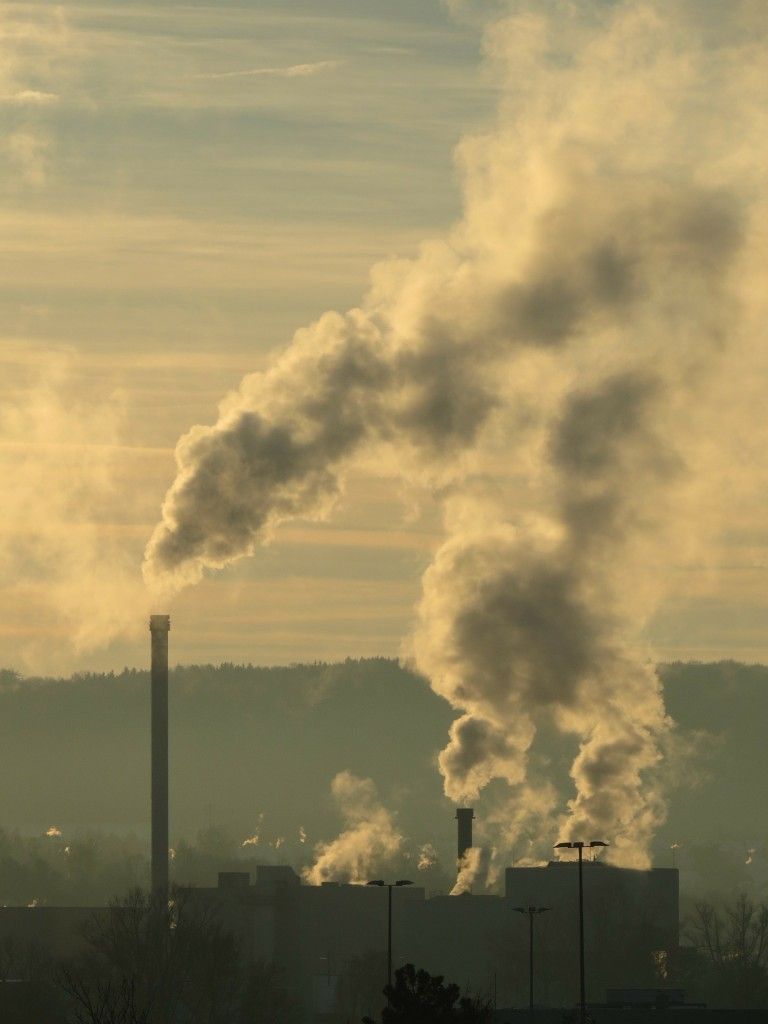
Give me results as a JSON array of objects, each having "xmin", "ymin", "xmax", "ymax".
[
  {"xmin": 150, "ymin": 614, "xmax": 170, "ymax": 897},
  {"xmin": 456, "ymin": 807, "xmax": 474, "ymax": 863}
]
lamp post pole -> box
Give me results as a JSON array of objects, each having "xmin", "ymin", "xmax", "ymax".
[
  {"xmin": 513, "ymin": 905, "xmax": 549, "ymax": 1018},
  {"xmin": 368, "ymin": 879, "xmax": 413, "ymax": 1001},
  {"xmin": 575, "ymin": 844, "xmax": 585, "ymax": 1019},
  {"xmin": 388, "ymin": 883, "xmax": 392, "ymax": 990},
  {"xmin": 554, "ymin": 840, "xmax": 608, "ymax": 1024}
]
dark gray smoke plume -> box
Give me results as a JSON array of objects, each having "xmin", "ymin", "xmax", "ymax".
[{"xmin": 145, "ymin": 2, "xmax": 765, "ymax": 866}]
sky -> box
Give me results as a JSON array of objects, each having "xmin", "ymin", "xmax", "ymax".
[
  {"xmin": 2, "ymin": 0, "xmax": 768, "ymax": 677},
  {"xmin": 0, "ymin": 0, "xmax": 494, "ymax": 671}
]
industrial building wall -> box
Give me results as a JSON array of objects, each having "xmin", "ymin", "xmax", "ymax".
[
  {"xmin": 505, "ymin": 863, "xmax": 679, "ymax": 948},
  {"xmin": 187, "ymin": 869, "xmax": 682, "ymax": 1019},
  {"xmin": 398, "ymin": 895, "xmax": 516, "ymax": 1006},
  {"xmin": 504, "ymin": 863, "xmax": 680, "ymax": 1004},
  {"xmin": 0, "ymin": 863, "xmax": 683, "ymax": 1023},
  {"xmin": 298, "ymin": 881, "xmax": 424, "ymax": 1022}
]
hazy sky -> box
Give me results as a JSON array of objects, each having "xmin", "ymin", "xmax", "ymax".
[{"xmin": 2, "ymin": 0, "xmax": 767, "ymax": 674}]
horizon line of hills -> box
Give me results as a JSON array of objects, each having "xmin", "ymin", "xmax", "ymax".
[
  {"xmin": 1, "ymin": 657, "xmax": 767, "ymax": 903},
  {"xmin": 3, "ymin": 653, "xmax": 766, "ymax": 684}
]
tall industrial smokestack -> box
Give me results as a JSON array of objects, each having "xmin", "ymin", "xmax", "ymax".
[
  {"xmin": 150, "ymin": 614, "xmax": 170, "ymax": 897},
  {"xmin": 456, "ymin": 807, "xmax": 474, "ymax": 864}
]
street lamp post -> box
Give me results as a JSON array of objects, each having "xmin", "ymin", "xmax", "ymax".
[
  {"xmin": 513, "ymin": 905, "xmax": 549, "ymax": 1018},
  {"xmin": 367, "ymin": 879, "xmax": 413, "ymax": 1000},
  {"xmin": 554, "ymin": 840, "xmax": 608, "ymax": 1024}
]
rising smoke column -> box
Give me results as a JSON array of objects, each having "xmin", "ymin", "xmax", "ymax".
[
  {"xmin": 408, "ymin": 4, "xmax": 752, "ymax": 867},
  {"xmin": 410, "ymin": 378, "xmax": 680, "ymax": 866},
  {"xmin": 451, "ymin": 846, "xmax": 492, "ymax": 896},
  {"xmin": 303, "ymin": 771, "xmax": 403, "ymax": 885},
  {"xmin": 145, "ymin": 3, "xmax": 765, "ymax": 866}
]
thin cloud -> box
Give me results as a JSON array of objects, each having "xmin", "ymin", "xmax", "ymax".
[
  {"xmin": 3, "ymin": 128, "xmax": 51, "ymax": 186},
  {"xmin": 0, "ymin": 89, "xmax": 59, "ymax": 105},
  {"xmin": 196, "ymin": 60, "xmax": 342, "ymax": 81},
  {"xmin": 363, "ymin": 46, "xmax": 416, "ymax": 56}
]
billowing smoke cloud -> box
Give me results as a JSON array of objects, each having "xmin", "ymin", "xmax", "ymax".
[
  {"xmin": 303, "ymin": 771, "xmax": 403, "ymax": 885},
  {"xmin": 145, "ymin": 2, "xmax": 766, "ymax": 865},
  {"xmin": 412, "ymin": 517, "xmax": 672, "ymax": 865},
  {"xmin": 145, "ymin": 179, "xmax": 738, "ymax": 594}
]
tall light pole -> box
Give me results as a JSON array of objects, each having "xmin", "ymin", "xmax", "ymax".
[
  {"xmin": 554, "ymin": 840, "xmax": 608, "ymax": 1024},
  {"xmin": 513, "ymin": 905, "xmax": 549, "ymax": 1018},
  {"xmin": 367, "ymin": 879, "xmax": 413, "ymax": 1000}
]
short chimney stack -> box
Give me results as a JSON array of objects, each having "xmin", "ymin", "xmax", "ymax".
[{"xmin": 456, "ymin": 807, "xmax": 474, "ymax": 863}]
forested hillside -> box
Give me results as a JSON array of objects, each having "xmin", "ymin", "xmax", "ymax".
[{"xmin": 1, "ymin": 659, "xmax": 767, "ymax": 903}]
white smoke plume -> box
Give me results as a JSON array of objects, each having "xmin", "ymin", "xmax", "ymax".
[
  {"xmin": 450, "ymin": 846, "xmax": 491, "ymax": 896},
  {"xmin": 417, "ymin": 843, "xmax": 438, "ymax": 871},
  {"xmin": 303, "ymin": 771, "xmax": 403, "ymax": 885},
  {"xmin": 145, "ymin": 2, "xmax": 767, "ymax": 865}
]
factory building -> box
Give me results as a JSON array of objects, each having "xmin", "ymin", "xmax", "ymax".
[
  {"xmin": 0, "ymin": 617, "xmax": 685, "ymax": 1021},
  {"xmin": 186, "ymin": 858, "xmax": 681, "ymax": 1021},
  {"xmin": 506, "ymin": 860, "xmax": 679, "ymax": 951},
  {"xmin": 0, "ymin": 857, "xmax": 682, "ymax": 1021},
  {"xmin": 504, "ymin": 861, "xmax": 679, "ymax": 1008}
]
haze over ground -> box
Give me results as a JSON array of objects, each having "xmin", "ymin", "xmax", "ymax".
[{"xmin": 1, "ymin": 658, "xmax": 767, "ymax": 897}]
